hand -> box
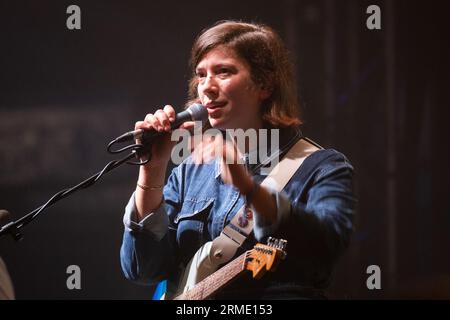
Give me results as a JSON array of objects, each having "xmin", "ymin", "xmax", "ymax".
[
  {"xmin": 191, "ymin": 133, "xmax": 253, "ymax": 194},
  {"xmin": 135, "ymin": 105, "xmax": 195, "ymax": 169},
  {"xmin": 218, "ymin": 138, "xmax": 277, "ymax": 224},
  {"xmin": 134, "ymin": 104, "xmax": 196, "ymax": 221}
]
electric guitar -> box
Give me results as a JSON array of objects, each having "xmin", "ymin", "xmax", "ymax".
[{"xmin": 153, "ymin": 237, "xmax": 287, "ymax": 300}]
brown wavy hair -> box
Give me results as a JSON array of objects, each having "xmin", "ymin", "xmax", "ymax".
[{"xmin": 186, "ymin": 20, "xmax": 302, "ymax": 128}]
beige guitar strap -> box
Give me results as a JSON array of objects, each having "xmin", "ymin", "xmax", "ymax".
[{"xmin": 177, "ymin": 137, "xmax": 322, "ymax": 294}]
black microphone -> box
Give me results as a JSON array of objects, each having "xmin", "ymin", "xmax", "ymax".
[{"xmin": 114, "ymin": 103, "xmax": 208, "ymax": 144}]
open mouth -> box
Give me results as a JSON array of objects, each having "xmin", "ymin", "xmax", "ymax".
[
  {"xmin": 205, "ymin": 102, "xmax": 227, "ymax": 116},
  {"xmin": 205, "ymin": 101, "xmax": 227, "ymax": 110}
]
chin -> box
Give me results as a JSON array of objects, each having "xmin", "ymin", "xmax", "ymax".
[{"xmin": 208, "ymin": 118, "xmax": 226, "ymax": 130}]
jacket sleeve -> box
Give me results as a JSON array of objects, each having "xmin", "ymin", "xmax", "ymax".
[
  {"xmin": 120, "ymin": 166, "xmax": 182, "ymax": 285},
  {"xmin": 254, "ymin": 150, "xmax": 356, "ymax": 279}
]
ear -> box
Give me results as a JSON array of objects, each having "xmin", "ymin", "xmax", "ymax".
[{"xmin": 259, "ymin": 85, "xmax": 273, "ymax": 100}]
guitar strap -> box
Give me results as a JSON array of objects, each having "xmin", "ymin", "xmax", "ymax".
[{"xmin": 177, "ymin": 137, "xmax": 322, "ymax": 293}]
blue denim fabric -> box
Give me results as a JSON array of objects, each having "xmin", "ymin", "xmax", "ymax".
[{"xmin": 120, "ymin": 127, "xmax": 356, "ymax": 297}]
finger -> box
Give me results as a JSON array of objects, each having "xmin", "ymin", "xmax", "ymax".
[
  {"xmin": 135, "ymin": 120, "xmax": 145, "ymax": 130},
  {"xmin": 135, "ymin": 120, "xmax": 154, "ymax": 133},
  {"xmin": 191, "ymin": 142, "xmax": 203, "ymax": 164},
  {"xmin": 179, "ymin": 121, "xmax": 195, "ymax": 130},
  {"xmin": 163, "ymin": 105, "xmax": 176, "ymax": 122},
  {"xmin": 201, "ymin": 142, "xmax": 216, "ymax": 163},
  {"xmin": 144, "ymin": 113, "xmax": 163, "ymax": 132},
  {"xmin": 220, "ymin": 157, "xmax": 232, "ymax": 184},
  {"xmin": 205, "ymin": 134, "xmax": 227, "ymax": 163},
  {"xmin": 194, "ymin": 140, "xmax": 213, "ymax": 164},
  {"xmin": 154, "ymin": 109, "xmax": 171, "ymax": 131},
  {"xmin": 223, "ymin": 141, "xmax": 239, "ymax": 165},
  {"xmin": 134, "ymin": 121, "xmax": 154, "ymax": 144},
  {"xmin": 229, "ymin": 138, "xmax": 243, "ymax": 163}
]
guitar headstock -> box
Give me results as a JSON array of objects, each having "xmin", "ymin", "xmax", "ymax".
[{"xmin": 244, "ymin": 237, "xmax": 288, "ymax": 279}]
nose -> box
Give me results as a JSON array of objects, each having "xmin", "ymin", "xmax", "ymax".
[{"xmin": 199, "ymin": 74, "xmax": 219, "ymax": 100}]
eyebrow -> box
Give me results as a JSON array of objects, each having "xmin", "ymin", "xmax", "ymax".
[{"xmin": 195, "ymin": 63, "xmax": 237, "ymax": 72}]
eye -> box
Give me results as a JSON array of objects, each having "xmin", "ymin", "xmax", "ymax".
[
  {"xmin": 217, "ymin": 67, "xmax": 232, "ymax": 79},
  {"xmin": 196, "ymin": 72, "xmax": 205, "ymax": 78}
]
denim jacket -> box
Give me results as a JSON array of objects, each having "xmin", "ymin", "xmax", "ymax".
[{"xmin": 120, "ymin": 127, "xmax": 356, "ymax": 298}]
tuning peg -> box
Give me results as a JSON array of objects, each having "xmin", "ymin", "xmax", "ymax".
[
  {"xmin": 280, "ymin": 239, "xmax": 287, "ymax": 250},
  {"xmin": 266, "ymin": 237, "xmax": 287, "ymax": 251}
]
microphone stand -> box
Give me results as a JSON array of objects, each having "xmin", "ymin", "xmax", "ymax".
[{"xmin": 0, "ymin": 140, "xmax": 151, "ymax": 241}]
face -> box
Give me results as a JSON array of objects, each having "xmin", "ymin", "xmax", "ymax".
[{"xmin": 195, "ymin": 46, "xmax": 269, "ymax": 130}]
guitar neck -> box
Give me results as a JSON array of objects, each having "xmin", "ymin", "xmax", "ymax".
[{"xmin": 175, "ymin": 251, "xmax": 247, "ymax": 300}]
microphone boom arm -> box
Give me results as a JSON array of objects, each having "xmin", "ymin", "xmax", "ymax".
[
  {"xmin": 0, "ymin": 144, "xmax": 149, "ymax": 241},
  {"xmin": 1, "ymin": 104, "xmax": 206, "ymax": 241}
]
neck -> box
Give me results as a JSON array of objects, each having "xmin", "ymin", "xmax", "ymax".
[{"xmin": 175, "ymin": 251, "xmax": 247, "ymax": 300}]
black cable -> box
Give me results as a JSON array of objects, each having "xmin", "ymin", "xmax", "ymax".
[{"xmin": 0, "ymin": 139, "xmax": 152, "ymax": 241}]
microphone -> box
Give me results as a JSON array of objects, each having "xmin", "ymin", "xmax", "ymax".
[{"xmin": 114, "ymin": 103, "xmax": 208, "ymax": 144}]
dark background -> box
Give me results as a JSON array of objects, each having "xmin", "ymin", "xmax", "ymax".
[{"xmin": 0, "ymin": 0, "xmax": 449, "ymax": 299}]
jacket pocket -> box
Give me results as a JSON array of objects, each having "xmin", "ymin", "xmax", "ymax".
[
  {"xmin": 175, "ymin": 198, "xmax": 215, "ymax": 264},
  {"xmin": 174, "ymin": 198, "xmax": 215, "ymax": 224}
]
